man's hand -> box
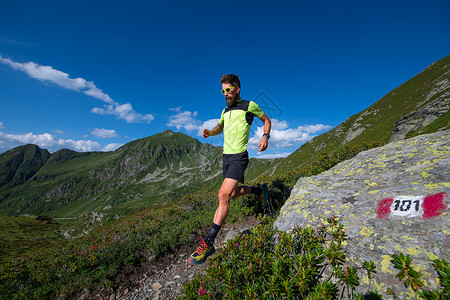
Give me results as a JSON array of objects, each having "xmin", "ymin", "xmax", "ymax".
[
  {"xmin": 258, "ymin": 137, "xmax": 269, "ymax": 152},
  {"xmin": 202, "ymin": 123, "xmax": 223, "ymax": 139},
  {"xmin": 257, "ymin": 113, "xmax": 271, "ymax": 152},
  {"xmin": 202, "ymin": 129, "xmax": 210, "ymax": 139}
]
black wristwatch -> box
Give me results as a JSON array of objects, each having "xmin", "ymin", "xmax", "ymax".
[{"xmin": 263, "ymin": 133, "xmax": 270, "ymax": 139}]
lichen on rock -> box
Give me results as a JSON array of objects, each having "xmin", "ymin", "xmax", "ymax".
[{"xmin": 274, "ymin": 130, "xmax": 449, "ymax": 298}]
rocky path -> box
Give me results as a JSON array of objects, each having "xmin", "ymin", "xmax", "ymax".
[{"xmin": 73, "ymin": 217, "xmax": 259, "ymax": 300}]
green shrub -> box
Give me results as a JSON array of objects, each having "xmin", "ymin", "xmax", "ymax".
[
  {"xmin": 181, "ymin": 217, "xmax": 363, "ymax": 299},
  {"xmin": 181, "ymin": 218, "xmax": 449, "ymax": 300}
]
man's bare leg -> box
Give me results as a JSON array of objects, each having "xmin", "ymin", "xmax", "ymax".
[
  {"xmin": 214, "ymin": 178, "xmax": 246, "ymax": 226},
  {"xmin": 189, "ymin": 179, "xmax": 266, "ymax": 264}
]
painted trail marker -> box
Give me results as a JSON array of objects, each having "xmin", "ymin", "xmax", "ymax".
[{"xmin": 377, "ymin": 192, "xmax": 448, "ymax": 220}]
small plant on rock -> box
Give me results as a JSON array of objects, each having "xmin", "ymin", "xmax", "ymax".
[{"xmin": 391, "ymin": 253, "xmax": 449, "ymax": 299}]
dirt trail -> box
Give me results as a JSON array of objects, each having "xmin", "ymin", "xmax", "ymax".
[{"xmin": 72, "ymin": 217, "xmax": 259, "ymax": 300}]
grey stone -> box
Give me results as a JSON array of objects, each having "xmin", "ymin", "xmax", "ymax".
[
  {"xmin": 223, "ymin": 230, "xmax": 239, "ymax": 244},
  {"xmin": 390, "ymin": 81, "xmax": 449, "ymax": 143},
  {"xmin": 275, "ymin": 130, "xmax": 449, "ymax": 298},
  {"xmin": 152, "ymin": 282, "xmax": 162, "ymax": 291}
]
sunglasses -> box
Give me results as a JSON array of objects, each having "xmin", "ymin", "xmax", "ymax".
[{"xmin": 221, "ymin": 86, "xmax": 236, "ymax": 95}]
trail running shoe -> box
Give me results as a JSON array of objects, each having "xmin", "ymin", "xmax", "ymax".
[
  {"xmin": 258, "ymin": 183, "xmax": 269, "ymax": 208},
  {"xmin": 188, "ymin": 237, "xmax": 215, "ymax": 264}
]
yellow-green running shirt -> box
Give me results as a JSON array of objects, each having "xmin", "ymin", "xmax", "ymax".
[{"xmin": 219, "ymin": 99, "xmax": 264, "ymax": 154}]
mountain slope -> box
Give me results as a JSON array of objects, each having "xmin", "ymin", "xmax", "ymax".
[
  {"xmin": 266, "ymin": 54, "xmax": 449, "ymax": 175},
  {"xmin": 0, "ymin": 144, "xmax": 50, "ymax": 188},
  {"xmin": 0, "ymin": 130, "xmax": 223, "ymax": 218}
]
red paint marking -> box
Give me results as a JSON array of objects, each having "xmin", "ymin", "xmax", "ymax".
[
  {"xmin": 377, "ymin": 198, "xmax": 394, "ymax": 219},
  {"xmin": 422, "ymin": 192, "xmax": 448, "ymax": 220}
]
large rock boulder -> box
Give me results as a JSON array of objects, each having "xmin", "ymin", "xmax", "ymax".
[{"xmin": 274, "ymin": 130, "xmax": 449, "ymax": 298}]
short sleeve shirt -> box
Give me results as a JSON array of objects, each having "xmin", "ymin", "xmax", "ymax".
[{"xmin": 219, "ymin": 99, "xmax": 264, "ymax": 154}]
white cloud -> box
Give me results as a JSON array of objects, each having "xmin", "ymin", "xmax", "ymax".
[
  {"xmin": 91, "ymin": 103, "xmax": 154, "ymax": 124},
  {"xmin": 52, "ymin": 129, "xmax": 64, "ymax": 134},
  {"xmin": 169, "ymin": 106, "xmax": 182, "ymax": 112},
  {"xmin": 199, "ymin": 119, "xmax": 221, "ymax": 136},
  {"xmin": 103, "ymin": 143, "xmax": 123, "ymax": 151},
  {"xmin": 0, "ymin": 129, "xmax": 125, "ymax": 153},
  {"xmin": 0, "ymin": 131, "xmax": 101, "ymax": 152},
  {"xmin": 167, "ymin": 108, "xmax": 200, "ymax": 131},
  {"xmin": 0, "ymin": 122, "xmax": 4, "ymax": 129},
  {"xmin": 0, "ymin": 55, "xmax": 109, "ymax": 99},
  {"xmin": 249, "ymin": 119, "xmax": 332, "ymax": 149},
  {"xmin": 0, "ymin": 55, "xmax": 154, "ymax": 123},
  {"xmin": 91, "ymin": 128, "xmax": 118, "ymax": 138},
  {"xmin": 167, "ymin": 107, "xmax": 220, "ymax": 136},
  {"xmin": 255, "ymin": 152, "xmax": 292, "ymax": 159},
  {"xmin": 0, "ymin": 37, "xmax": 34, "ymax": 47},
  {"xmin": 83, "ymin": 87, "xmax": 115, "ymax": 104}
]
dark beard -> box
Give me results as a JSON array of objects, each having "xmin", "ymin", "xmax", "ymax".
[{"xmin": 226, "ymin": 95, "xmax": 238, "ymax": 106}]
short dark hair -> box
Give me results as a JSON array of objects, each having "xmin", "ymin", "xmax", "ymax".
[{"xmin": 221, "ymin": 74, "xmax": 240, "ymax": 88}]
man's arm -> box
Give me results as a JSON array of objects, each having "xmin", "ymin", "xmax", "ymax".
[
  {"xmin": 202, "ymin": 123, "xmax": 224, "ymax": 139},
  {"xmin": 257, "ymin": 113, "xmax": 271, "ymax": 152}
]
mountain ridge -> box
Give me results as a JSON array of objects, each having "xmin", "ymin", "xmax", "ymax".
[{"xmin": 0, "ymin": 130, "xmax": 224, "ymax": 218}]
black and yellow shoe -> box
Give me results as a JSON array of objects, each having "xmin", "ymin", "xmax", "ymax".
[{"xmin": 188, "ymin": 237, "xmax": 215, "ymax": 264}]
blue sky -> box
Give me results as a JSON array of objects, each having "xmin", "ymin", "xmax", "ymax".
[{"xmin": 1, "ymin": 0, "xmax": 449, "ymax": 158}]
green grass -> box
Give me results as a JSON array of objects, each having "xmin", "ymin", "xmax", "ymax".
[
  {"xmin": 0, "ymin": 215, "xmax": 63, "ymax": 265},
  {"xmin": 245, "ymin": 157, "xmax": 278, "ymax": 182}
]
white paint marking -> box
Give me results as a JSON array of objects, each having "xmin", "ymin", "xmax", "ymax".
[{"xmin": 390, "ymin": 195, "xmax": 424, "ymax": 218}]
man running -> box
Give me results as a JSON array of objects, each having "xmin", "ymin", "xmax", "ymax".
[{"xmin": 189, "ymin": 74, "xmax": 272, "ymax": 264}]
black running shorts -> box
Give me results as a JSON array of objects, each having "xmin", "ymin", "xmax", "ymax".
[{"xmin": 223, "ymin": 151, "xmax": 249, "ymax": 183}]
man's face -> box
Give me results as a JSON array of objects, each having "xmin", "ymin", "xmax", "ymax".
[{"xmin": 222, "ymin": 83, "xmax": 240, "ymax": 106}]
